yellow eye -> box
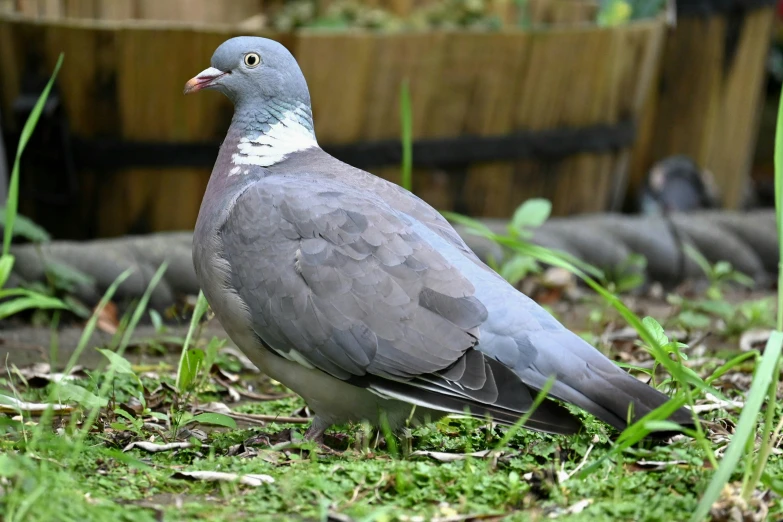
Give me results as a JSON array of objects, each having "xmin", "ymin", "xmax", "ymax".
[{"xmin": 244, "ymin": 52, "xmax": 261, "ymax": 68}]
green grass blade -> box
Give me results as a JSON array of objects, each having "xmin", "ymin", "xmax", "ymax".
[
  {"xmin": 5, "ymin": 54, "xmax": 63, "ymax": 257},
  {"xmin": 69, "ymin": 262, "xmax": 168, "ymax": 459},
  {"xmin": 30, "ymin": 268, "xmax": 134, "ymax": 449},
  {"xmin": 177, "ymin": 290, "xmax": 209, "ymax": 392},
  {"xmin": 0, "ymin": 295, "xmax": 67, "ymax": 319},
  {"xmin": 734, "ymin": 78, "xmax": 783, "ymax": 503},
  {"xmin": 777, "ymin": 81, "xmax": 783, "ymax": 330},
  {"xmin": 493, "ymin": 375, "xmax": 555, "ymax": 452},
  {"xmin": 690, "ymin": 331, "xmax": 783, "ymax": 522},
  {"xmin": 400, "ymin": 79, "xmax": 413, "ymax": 192}
]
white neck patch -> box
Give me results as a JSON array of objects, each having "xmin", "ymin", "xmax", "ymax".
[{"xmin": 230, "ymin": 108, "xmax": 318, "ymax": 172}]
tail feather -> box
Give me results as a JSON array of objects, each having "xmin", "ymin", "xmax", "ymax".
[
  {"xmin": 520, "ymin": 361, "xmax": 694, "ymax": 435},
  {"xmin": 371, "ymin": 378, "xmax": 583, "ymax": 435},
  {"xmin": 516, "ymin": 330, "xmax": 695, "ymax": 436}
]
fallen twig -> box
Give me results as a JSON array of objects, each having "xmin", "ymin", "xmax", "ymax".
[
  {"xmin": 197, "ymin": 408, "xmax": 311, "ymax": 425},
  {"xmin": 122, "ymin": 441, "xmax": 194, "ymax": 453},
  {"xmin": 171, "ymin": 470, "xmax": 274, "ymax": 487},
  {"xmin": 0, "ymin": 396, "xmax": 74, "ymax": 416},
  {"xmin": 410, "ymin": 450, "xmax": 495, "ymax": 462}
]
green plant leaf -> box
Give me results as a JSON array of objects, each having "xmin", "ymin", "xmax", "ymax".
[
  {"xmin": 5, "ymin": 54, "xmax": 64, "ymax": 257},
  {"xmin": 44, "ymin": 261, "xmax": 94, "ymax": 292},
  {"xmin": 113, "ymin": 408, "xmax": 136, "ymax": 422},
  {"xmin": 441, "ymin": 211, "xmax": 496, "ymax": 238},
  {"xmin": 677, "ymin": 310, "xmax": 711, "ymax": 330},
  {"xmin": 596, "ymin": 0, "xmax": 632, "ymax": 26},
  {"xmin": 498, "ymin": 254, "xmax": 539, "ymax": 286},
  {"xmin": 186, "ymin": 412, "xmax": 237, "ymax": 429},
  {"xmin": 0, "ymin": 254, "xmax": 15, "ymax": 289},
  {"xmin": 0, "ymin": 207, "xmax": 50, "ymax": 243},
  {"xmin": 510, "ymin": 198, "xmax": 551, "ymax": 236},
  {"xmin": 400, "ymin": 78, "xmax": 413, "ymax": 192},
  {"xmin": 642, "ymin": 317, "xmax": 668, "ymax": 347},
  {"xmin": 176, "ymin": 291, "xmax": 209, "ymax": 393},
  {"xmin": 54, "ymin": 382, "xmax": 107, "ymax": 409},
  {"xmin": 149, "ymin": 309, "xmax": 165, "ymax": 333},
  {"xmin": 0, "ymin": 295, "xmax": 67, "ymax": 320},
  {"xmin": 203, "ymin": 337, "xmax": 224, "ymax": 376},
  {"xmin": 693, "ymin": 299, "xmax": 735, "ymax": 319},
  {"xmin": 691, "ymin": 331, "xmax": 783, "ymax": 521},
  {"xmin": 177, "ymin": 349, "xmax": 205, "ymax": 394},
  {"xmin": 97, "ymin": 348, "xmax": 137, "ymax": 378}
]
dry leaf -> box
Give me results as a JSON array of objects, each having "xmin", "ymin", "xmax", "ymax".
[
  {"xmin": 171, "ymin": 471, "xmax": 274, "ymax": 487},
  {"xmin": 739, "ymin": 329, "xmax": 771, "ymax": 352},
  {"xmin": 548, "ymin": 499, "xmax": 593, "ymax": 518},
  {"xmin": 202, "ymin": 402, "xmax": 232, "ymax": 414},
  {"xmin": 541, "ymin": 267, "xmax": 575, "ymax": 290},
  {"xmin": 95, "ymin": 301, "xmax": 119, "ymax": 334},
  {"xmin": 15, "ymin": 363, "xmax": 86, "ymax": 388},
  {"xmin": 218, "ymin": 347, "xmax": 260, "ymax": 372},
  {"xmin": 118, "ymin": 396, "xmax": 144, "ymax": 416},
  {"xmin": 214, "ymin": 368, "xmax": 240, "ymax": 383}
]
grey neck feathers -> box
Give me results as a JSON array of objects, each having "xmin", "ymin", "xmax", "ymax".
[{"xmin": 228, "ymin": 97, "xmax": 318, "ymax": 171}]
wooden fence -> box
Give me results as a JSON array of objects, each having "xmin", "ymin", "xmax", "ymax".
[
  {"xmin": 0, "ymin": 9, "xmax": 663, "ymax": 238},
  {"xmin": 628, "ymin": 3, "xmax": 776, "ymax": 210}
]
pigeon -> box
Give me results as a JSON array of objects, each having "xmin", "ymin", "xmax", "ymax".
[
  {"xmin": 640, "ymin": 155, "xmax": 718, "ymax": 215},
  {"xmin": 186, "ymin": 36, "xmax": 694, "ymax": 441}
]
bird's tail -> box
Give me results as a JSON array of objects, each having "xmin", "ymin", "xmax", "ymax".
[{"xmin": 521, "ymin": 331, "xmax": 695, "ymax": 436}]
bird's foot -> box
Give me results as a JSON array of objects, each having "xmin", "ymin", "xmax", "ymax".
[
  {"xmin": 302, "ymin": 416, "xmax": 343, "ymax": 455},
  {"xmin": 304, "ymin": 422, "xmax": 326, "ymax": 444}
]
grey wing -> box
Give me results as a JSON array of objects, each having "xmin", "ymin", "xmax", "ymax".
[
  {"xmin": 375, "ymin": 177, "xmax": 499, "ymax": 273},
  {"xmin": 220, "ymin": 176, "xmax": 578, "ymax": 432}
]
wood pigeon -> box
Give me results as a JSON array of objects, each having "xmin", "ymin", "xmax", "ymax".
[{"xmin": 185, "ymin": 36, "xmax": 694, "ymax": 441}]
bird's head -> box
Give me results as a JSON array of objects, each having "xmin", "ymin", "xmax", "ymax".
[{"xmin": 184, "ymin": 36, "xmax": 310, "ymax": 108}]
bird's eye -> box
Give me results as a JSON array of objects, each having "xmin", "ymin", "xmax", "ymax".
[{"xmin": 244, "ymin": 52, "xmax": 261, "ymax": 68}]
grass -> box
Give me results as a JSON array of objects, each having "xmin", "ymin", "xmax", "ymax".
[{"xmin": 1, "ymin": 54, "xmax": 782, "ymax": 522}]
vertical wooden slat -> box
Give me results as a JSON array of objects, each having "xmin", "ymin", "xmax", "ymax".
[
  {"xmin": 16, "ymin": 0, "xmax": 41, "ymax": 16},
  {"xmin": 62, "ymin": 0, "xmax": 97, "ymax": 18},
  {"xmin": 528, "ymin": 0, "xmax": 598, "ymax": 26},
  {"xmin": 106, "ymin": 28, "xmax": 233, "ymax": 235},
  {"xmin": 295, "ymin": 32, "xmax": 376, "ymax": 145},
  {"xmin": 460, "ymin": 32, "xmax": 532, "ymax": 216},
  {"xmin": 39, "ymin": 0, "xmax": 63, "ymax": 18},
  {"xmin": 136, "ymin": 0, "xmax": 260, "ymax": 23},
  {"xmin": 629, "ymin": 8, "xmax": 775, "ymax": 210},
  {"xmin": 360, "ymin": 32, "xmax": 446, "ymax": 194},
  {"xmin": 0, "ymin": 14, "xmax": 673, "ymax": 235},
  {"xmin": 705, "ymin": 7, "xmax": 775, "ymax": 208},
  {"xmin": 0, "ymin": 19, "xmax": 23, "ymax": 126},
  {"xmin": 96, "ymin": 0, "xmax": 134, "ymax": 20},
  {"xmin": 628, "ymin": 16, "xmax": 724, "ymax": 200}
]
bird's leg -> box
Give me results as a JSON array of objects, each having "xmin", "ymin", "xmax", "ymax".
[
  {"xmin": 302, "ymin": 416, "xmax": 344, "ymax": 455},
  {"xmin": 303, "ymin": 415, "xmax": 330, "ymax": 444}
]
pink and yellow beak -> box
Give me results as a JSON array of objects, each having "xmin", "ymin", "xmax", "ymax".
[{"xmin": 183, "ymin": 67, "xmax": 228, "ymax": 95}]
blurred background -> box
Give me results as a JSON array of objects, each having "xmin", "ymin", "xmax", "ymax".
[{"xmin": 0, "ymin": 0, "xmax": 780, "ymax": 241}]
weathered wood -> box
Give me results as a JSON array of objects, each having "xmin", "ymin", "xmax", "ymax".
[
  {"xmin": 527, "ymin": 0, "xmax": 598, "ymax": 26},
  {"xmin": 628, "ymin": 7, "xmax": 775, "ymax": 210},
  {"xmin": 294, "ymin": 32, "xmax": 376, "ymax": 145},
  {"xmin": 0, "ymin": 13, "xmax": 666, "ymax": 236},
  {"xmin": 96, "ymin": 0, "xmax": 134, "ymax": 20},
  {"xmin": 705, "ymin": 8, "xmax": 774, "ymax": 209}
]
